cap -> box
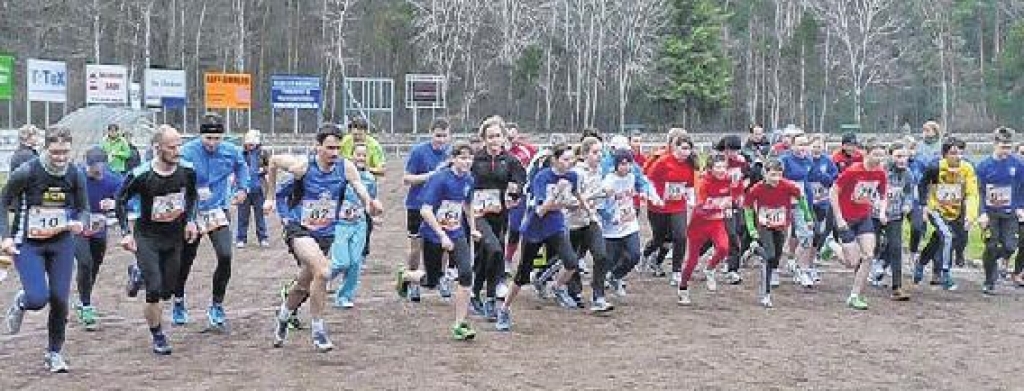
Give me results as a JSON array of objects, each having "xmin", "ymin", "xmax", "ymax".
[
  {"xmin": 85, "ymin": 146, "xmax": 108, "ymax": 165},
  {"xmin": 841, "ymin": 133, "xmax": 858, "ymax": 145},
  {"xmin": 243, "ymin": 129, "xmax": 262, "ymax": 145}
]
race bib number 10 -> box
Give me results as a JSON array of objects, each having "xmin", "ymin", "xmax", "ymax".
[
  {"xmin": 758, "ymin": 207, "xmax": 786, "ymax": 228},
  {"xmin": 27, "ymin": 207, "xmax": 68, "ymax": 239}
]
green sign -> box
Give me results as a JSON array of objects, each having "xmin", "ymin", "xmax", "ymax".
[{"xmin": 0, "ymin": 54, "xmax": 12, "ymax": 100}]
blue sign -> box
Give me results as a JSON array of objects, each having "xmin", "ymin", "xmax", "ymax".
[
  {"xmin": 271, "ymin": 75, "xmax": 321, "ymax": 110},
  {"xmin": 161, "ymin": 96, "xmax": 186, "ymax": 109}
]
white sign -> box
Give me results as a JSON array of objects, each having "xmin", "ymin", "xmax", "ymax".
[
  {"xmin": 85, "ymin": 64, "xmax": 129, "ymax": 105},
  {"xmin": 144, "ymin": 69, "xmax": 186, "ymax": 107},
  {"xmin": 26, "ymin": 59, "xmax": 67, "ymax": 103},
  {"xmin": 130, "ymin": 82, "xmax": 141, "ymax": 110}
]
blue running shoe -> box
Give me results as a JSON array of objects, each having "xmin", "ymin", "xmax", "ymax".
[
  {"xmin": 438, "ymin": 275, "xmax": 453, "ymax": 299},
  {"xmin": 469, "ymin": 297, "xmax": 485, "ymax": 316},
  {"xmin": 207, "ymin": 303, "xmax": 227, "ymax": 328},
  {"xmin": 312, "ymin": 330, "xmax": 334, "ymax": 353},
  {"xmin": 152, "ymin": 333, "xmax": 173, "ymax": 355},
  {"xmin": 913, "ymin": 264, "xmax": 925, "ymax": 284},
  {"xmin": 941, "ymin": 271, "xmax": 958, "ymax": 291},
  {"xmin": 552, "ymin": 287, "xmax": 578, "ymax": 309},
  {"xmin": 408, "ymin": 285, "xmax": 422, "ymax": 302},
  {"xmin": 495, "ymin": 307, "xmax": 512, "ymax": 332},
  {"xmin": 172, "ymin": 300, "xmax": 189, "ymax": 326},
  {"xmin": 483, "ymin": 299, "xmax": 498, "ymax": 322},
  {"xmin": 126, "ymin": 264, "xmax": 145, "ymax": 298}
]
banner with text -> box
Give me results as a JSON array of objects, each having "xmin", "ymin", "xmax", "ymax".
[
  {"xmin": 0, "ymin": 55, "xmax": 13, "ymax": 100},
  {"xmin": 144, "ymin": 68, "xmax": 187, "ymax": 108},
  {"xmin": 204, "ymin": 73, "xmax": 251, "ymax": 109},
  {"xmin": 27, "ymin": 59, "xmax": 67, "ymax": 103},
  {"xmin": 85, "ymin": 64, "xmax": 129, "ymax": 105},
  {"xmin": 271, "ymin": 75, "xmax": 321, "ymax": 110}
]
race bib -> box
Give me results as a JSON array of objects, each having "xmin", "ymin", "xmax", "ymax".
[
  {"xmin": 27, "ymin": 207, "xmax": 68, "ymax": 239},
  {"xmin": 811, "ymin": 182, "xmax": 829, "ymax": 203},
  {"xmin": 616, "ymin": 204, "xmax": 636, "ymax": 223},
  {"xmin": 704, "ymin": 196, "xmax": 732, "ymax": 219},
  {"xmin": 936, "ymin": 184, "xmax": 962, "ymax": 206},
  {"xmin": 986, "ymin": 185, "xmax": 1012, "ymax": 208},
  {"xmin": 300, "ymin": 198, "xmax": 337, "ymax": 230},
  {"xmin": 886, "ymin": 187, "xmax": 903, "ymax": 204},
  {"xmin": 197, "ymin": 187, "xmax": 212, "ymax": 202},
  {"xmin": 852, "ymin": 181, "xmax": 879, "ymax": 204},
  {"xmin": 437, "ymin": 200, "xmax": 464, "ymax": 231},
  {"xmin": 152, "ymin": 192, "xmax": 185, "ymax": 222},
  {"xmin": 339, "ymin": 200, "xmax": 364, "ymax": 221},
  {"xmin": 472, "ymin": 189, "xmax": 502, "ymax": 215},
  {"xmin": 197, "ymin": 209, "xmax": 229, "ymax": 233},
  {"xmin": 83, "ymin": 213, "xmax": 107, "ymax": 236},
  {"xmin": 758, "ymin": 207, "xmax": 787, "ymax": 228},
  {"xmin": 664, "ymin": 182, "xmax": 689, "ymax": 202},
  {"xmin": 545, "ymin": 182, "xmax": 575, "ymax": 207}
]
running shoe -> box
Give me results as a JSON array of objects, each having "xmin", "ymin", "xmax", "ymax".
[
  {"xmin": 913, "ymin": 264, "xmax": 925, "ymax": 284},
  {"xmin": 495, "ymin": 307, "xmax": 512, "ymax": 332},
  {"xmin": 44, "ymin": 352, "xmax": 69, "ymax": 373},
  {"xmin": 724, "ymin": 271, "xmax": 743, "ymax": 285},
  {"xmin": 394, "ymin": 269, "xmax": 408, "ymax": 298},
  {"xmin": 407, "ymin": 285, "xmax": 422, "ymax": 302},
  {"xmin": 609, "ymin": 277, "xmax": 627, "ymax": 297},
  {"xmin": 483, "ymin": 299, "xmax": 498, "ymax": 322},
  {"xmin": 273, "ymin": 318, "xmax": 289, "ymax": 348},
  {"xmin": 469, "ymin": 296, "xmax": 485, "ymax": 317},
  {"xmin": 890, "ymin": 289, "xmax": 910, "ymax": 301},
  {"xmin": 809, "ymin": 268, "xmax": 822, "ymax": 283},
  {"xmin": 590, "ymin": 297, "xmax": 614, "ymax": 312},
  {"xmin": 451, "ymin": 321, "xmax": 477, "ymax": 341},
  {"xmin": 287, "ymin": 313, "xmax": 303, "ymax": 330},
  {"xmin": 846, "ymin": 295, "xmax": 869, "ymax": 310},
  {"xmin": 207, "ymin": 303, "xmax": 227, "ymax": 329},
  {"xmin": 941, "ymin": 271, "xmax": 958, "ymax": 291},
  {"xmin": 704, "ymin": 270, "xmax": 718, "ymax": 292},
  {"xmin": 770, "ymin": 270, "xmax": 780, "ymax": 287},
  {"xmin": 869, "ymin": 259, "xmax": 885, "ymax": 284},
  {"xmin": 552, "ymin": 287, "xmax": 577, "ymax": 309},
  {"xmin": 531, "ymin": 276, "xmax": 550, "ymax": 300},
  {"xmin": 236, "ymin": 241, "xmax": 245, "ymax": 249},
  {"xmin": 312, "ymin": 330, "xmax": 334, "ymax": 352},
  {"xmin": 335, "ymin": 297, "xmax": 355, "ymax": 309},
  {"xmin": 760, "ymin": 294, "xmax": 773, "ymax": 308},
  {"xmin": 5, "ymin": 290, "xmax": 25, "ymax": 335},
  {"xmin": 77, "ymin": 305, "xmax": 98, "ymax": 331},
  {"xmin": 171, "ymin": 300, "xmax": 189, "ymax": 326},
  {"xmin": 798, "ymin": 270, "xmax": 814, "ymax": 288},
  {"xmin": 651, "ymin": 263, "xmax": 667, "ymax": 278},
  {"xmin": 670, "ymin": 272, "xmax": 682, "ymax": 287},
  {"xmin": 495, "ymin": 280, "xmax": 509, "ymax": 299},
  {"xmin": 676, "ymin": 288, "xmax": 691, "ymax": 306},
  {"xmin": 126, "ymin": 264, "xmax": 144, "ymax": 298},
  {"xmin": 438, "ymin": 275, "xmax": 453, "ymax": 299},
  {"xmin": 152, "ymin": 333, "xmax": 173, "ymax": 355},
  {"xmin": 982, "ymin": 284, "xmax": 996, "ymax": 296}
]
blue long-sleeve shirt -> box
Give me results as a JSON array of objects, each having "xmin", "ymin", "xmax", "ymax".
[
  {"xmin": 975, "ymin": 155, "xmax": 1024, "ymax": 215},
  {"xmin": 805, "ymin": 155, "xmax": 838, "ymax": 208},
  {"xmin": 181, "ymin": 138, "xmax": 250, "ymax": 211}
]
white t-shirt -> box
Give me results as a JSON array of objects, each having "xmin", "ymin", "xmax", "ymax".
[{"xmin": 600, "ymin": 172, "xmax": 640, "ymax": 239}]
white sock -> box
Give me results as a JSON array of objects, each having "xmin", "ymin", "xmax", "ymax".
[{"xmin": 277, "ymin": 303, "xmax": 291, "ymax": 322}]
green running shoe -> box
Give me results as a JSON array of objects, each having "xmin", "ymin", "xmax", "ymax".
[
  {"xmin": 846, "ymin": 295, "xmax": 869, "ymax": 310},
  {"xmin": 77, "ymin": 305, "xmax": 98, "ymax": 331},
  {"xmin": 451, "ymin": 321, "xmax": 477, "ymax": 341}
]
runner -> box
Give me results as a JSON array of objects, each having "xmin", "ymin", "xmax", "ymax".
[
  {"xmin": 339, "ymin": 118, "xmax": 386, "ymax": 266},
  {"xmin": 264, "ymin": 124, "xmax": 381, "ymax": 352},
  {"xmin": 869, "ymin": 142, "xmax": 915, "ymax": 301},
  {"xmin": 807, "ymin": 134, "xmax": 839, "ymax": 282},
  {"xmin": 567, "ymin": 136, "xmax": 613, "ymax": 311},
  {"xmin": 643, "ymin": 130, "xmax": 695, "ymax": 282},
  {"xmin": 677, "ymin": 154, "xmax": 741, "ymax": 305},
  {"xmin": 744, "ymin": 124, "xmax": 772, "ymax": 160},
  {"xmin": 974, "ymin": 127, "xmax": 1024, "ymax": 294},
  {"xmin": 601, "ymin": 148, "xmax": 663, "ymax": 303},
  {"xmin": 779, "ymin": 135, "xmax": 818, "ymax": 287},
  {"xmin": 914, "ymin": 136, "xmax": 978, "ymax": 290},
  {"xmin": 743, "ymin": 158, "xmax": 811, "ymax": 307},
  {"xmin": 716, "ymin": 135, "xmax": 751, "ymax": 285},
  {"xmin": 397, "ymin": 118, "xmax": 451, "ymax": 301},
  {"xmin": 832, "ymin": 133, "xmax": 864, "ymax": 173},
  {"xmin": 328, "ymin": 143, "xmax": 379, "ymax": 308},
  {"xmin": 74, "ymin": 146, "xmax": 125, "ymax": 331},
  {"xmin": 174, "ymin": 113, "xmax": 250, "ymax": 330},
  {"xmin": 115, "ymin": 125, "xmax": 199, "ymax": 356},
  {"xmin": 496, "ymin": 143, "xmax": 591, "ymax": 331},
  {"xmin": 418, "ymin": 141, "xmax": 480, "ymax": 339},
  {"xmin": 236, "ymin": 129, "xmax": 271, "ymax": 248},
  {"xmin": 503, "ymin": 123, "xmax": 537, "ymax": 283},
  {"xmin": 469, "ymin": 117, "xmax": 525, "ymax": 318},
  {"xmin": 2, "ymin": 126, "xmax": 88, "ymax": 372},
  {"xmin": 830, "ymin": 141, "xmax": 888, "ymax": 310}
]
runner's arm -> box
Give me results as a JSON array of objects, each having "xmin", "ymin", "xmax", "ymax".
[
  {"xmin": 264, "ymin": 154, "xmax": 305, "ymax": 202},
  {"xmin": 115, "ymin": 171, "xmax": 142, "ymax": 235},
  {"xmin": 0, "ymin": 165, "xmax": 31, "ymax": 238},
  {"xmin": 184, "ymin": 168, "xmax": 199, "ymax": 223},
  {"xmin": 743, "ymin": 208, "xmax": 758, "ymax": 240}
]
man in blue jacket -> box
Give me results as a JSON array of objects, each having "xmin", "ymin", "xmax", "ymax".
[
  {"xmin": 236, "ymin": 130, "xmax": 270, "ymax": 248},
  {"xmin": 975, "ymin": 127, "xmax": 1024, "ymax": 294},
  {"xmin": 174, "ymin": 113, "xmax": 250, "ymax": 330}
]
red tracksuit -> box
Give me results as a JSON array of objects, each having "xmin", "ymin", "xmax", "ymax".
[{"xmin": 681, "ymin": 172, "xmax": 741, "ymax": 289}]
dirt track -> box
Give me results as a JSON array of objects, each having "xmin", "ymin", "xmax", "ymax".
[{"xmin": 1, "ymin": 164, "xmax": 1022, "ymax": 390}]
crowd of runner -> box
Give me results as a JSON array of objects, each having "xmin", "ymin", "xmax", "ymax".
[{"xmin": 2, "ymin": 115, "xmax": 1022, "ymax": 373}]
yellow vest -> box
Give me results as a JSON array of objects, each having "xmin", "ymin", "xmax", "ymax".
[{"xmin": 927, "ymin": 159, "xmax": 979, "ymax": 221}]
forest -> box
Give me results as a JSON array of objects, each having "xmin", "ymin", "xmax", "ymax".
[{"xmin": 0, "ymin": 0, "xmax": 1022, "ymax": 135}]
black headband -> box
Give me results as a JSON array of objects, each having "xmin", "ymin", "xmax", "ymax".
[{"xmin": 200, "ymin": 123, "xmax": 225, "ymax": 134}]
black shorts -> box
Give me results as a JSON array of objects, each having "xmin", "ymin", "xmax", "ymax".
[
  {"xmin": 839, "ymin": 218, "xmax": 875, "ymax": 243},
  {"xmin": 283, "ymin": 222, "xmax": 334, "ymax": 265},
  {"xmin": 406, "ymin": 209, "xmax": 423, "ymax": 238}
]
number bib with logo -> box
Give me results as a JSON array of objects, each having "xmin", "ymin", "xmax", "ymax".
[
  {"xmin": 935, "ymin": 184, "xmax": 962, "ymax": 206},
  {"xmin": 339, "ymin": 200, "xmax": 364, "ymax": 222},
  {"xmin": 27, "ymin": 207, "xmax": 68, "ymax": 239},
  {"xmin": 198, "ymin": 209, "xmax": 229, "ymax": 233},
  {"xmin": 152, "ymin": 192, "xmax": 186, "ymax": 223},
  {"xmin": 704, "ymin": 196, "xmax": 732, "ymax": 219},
  {"xmin": 811, "ymin": 182, "xmax": 829, "ymax": 203},
  {"xmin": 300, "ymin": 199, "xmax": 337, "ymax": 230},
  {"xmin": 664, "ymin": 182, "xmax": 688, "ymax": 202},
  {"xmin": 986, "ymin": 185, "xmax": 1012, "ymax": 208},
  {"xmin": 472, "ymin": 189, "xmax": 502, "ymax": 216},
  {"xmin": 83, "ymin": 213, "xmax": 107, "ymax": 236},
  {"xmin": 758, "ymin": 207, "xmax": 787, "ymax": 229},
  {"xmin": 546, "ymin": 183, "xmax": 575, "ymax": 207},
  {"xmin": 853, "ymin": 181, "xmax": 879, "ymax": 204},
  {"xmin": 437, "ymin": 200, "xmax": 464, "ymax": 231}
]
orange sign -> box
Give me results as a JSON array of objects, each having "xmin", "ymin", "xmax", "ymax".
[{"xmin": 204, "ymin": 73, "xmax": 251, "ymax": 109}]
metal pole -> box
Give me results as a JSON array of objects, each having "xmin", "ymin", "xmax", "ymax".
[
  {"xmin": 45, "ymin": 103, "xmax": 49, "ymax": 126},
  {"xmin": 226, "ymin": 108, "xmax": 232, "ymax": 134},
  {"xmin": 7, "ymin": 100, "xmax": 12, "ymax": 129},
  {"xmin": 26, "ymin": 98, "xmax": 31, "ymax": 127},
  {"xmin": 293, "ymin": 108, "xmax": 298, "ymax": 134},
  {"xmin": 411, "ymin": 106, "xmax": 417, "ymax": 135},
  {"xmin": 247, "ymin": 108, "xmax": 252, "ymax": 131},
  {"xmin": 271, "ymin": 108, "xmax": 276, "ymax": 135}
]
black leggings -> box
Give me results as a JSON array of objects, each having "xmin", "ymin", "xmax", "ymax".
[
  {"xmin": 74, "ymin": 235, "xmax": 108, "ymax": 306},
  {"xmin": 645, "ymin": 211, "xmax": 687, "ymax": 272},
  {"xmin": 569, "ymin": 222, "xmax": 609, "ymax": 299},
  {"xmin": 514, "ymin": 234, "xmax": 578, "ymax": 287},
  {"xmin": 177, "ymin": 223, "xmax": 233, "ymax": 303},
  {"xmin": 473, "ymin": 213, "xmax": 507, "ymax": 299},
  {"xmin": 422, "ymin": 235, "xmax": 473, "ymax": 287},
  {"xmin": 757, "ymin": 228, "xmax": 786, "ymax": 295}
]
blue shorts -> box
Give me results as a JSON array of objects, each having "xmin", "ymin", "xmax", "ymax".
[{"xmin": 839, "ymin": 218, "xmax": 875, "ymax": 243}]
